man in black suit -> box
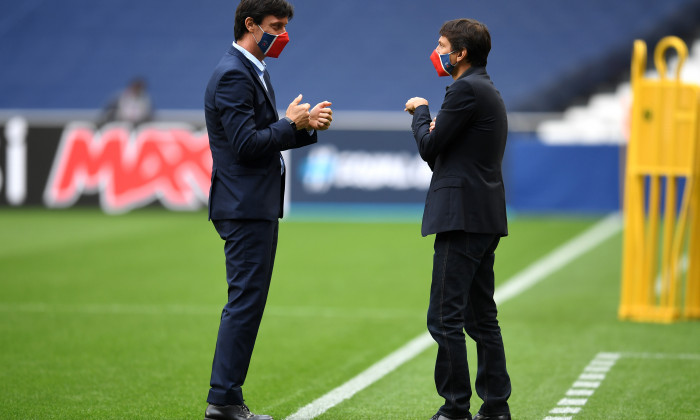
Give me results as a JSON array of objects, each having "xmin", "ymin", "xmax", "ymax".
[
  {"xmin": 405, "ymin": 18, "xmax": 511, "ymax": 420},
  {"xmin": 203, "ymin": 1, "xmax": 332, "ymax": 419}
]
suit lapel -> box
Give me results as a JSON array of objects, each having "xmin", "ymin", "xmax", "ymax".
[
  {"xmin": 263, "ymin": 70, "xmax": 277, "ymax": 114},
  {"xmin": 229, "ymin": 47, "xmax": 277, "ymax": 116}
]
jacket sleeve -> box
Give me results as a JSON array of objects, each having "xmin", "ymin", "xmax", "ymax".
[
  {"xmin": 215, "ymin": 69, "xmax": 304, "ymax": 161},
  {"xmin": 291, "ymin": 128, "xmax": 318, "ymax": 150},
  {"xmin": 411, "ymin": 105, "xmax": 435, "ymax": 169},
  {"xmin": 412, "ymin": 81, "xmax": 477, "ymax": 164}
]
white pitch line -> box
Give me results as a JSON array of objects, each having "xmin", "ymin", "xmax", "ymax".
[
  {"xmin": 654, "ymin": 253, "xmax": 689, "ymax": 294},
  {"xmin": 285, "ymin": 213, "xmax": 622, "ymax": 420},
  {"xmin": 622, "ymin": 352, "xmax": 700, "ymax": 361},
  {"xmin": 0, "ymin": 302, "xmax": 424, "ymax": 320},
  {"xmin": 493, "ymin": 213, "xmax": 621, "ymax": 304},
  {"xmin": 545, "ymin": 353, "xmax": 621, "ymax": 420},
  {"xmin": 284, "ymin": 333, "xmax": 435, "ymax": 420},
  {"xmin": 544, "ymin": 351, "xmax": 700, "ymax": 419}
]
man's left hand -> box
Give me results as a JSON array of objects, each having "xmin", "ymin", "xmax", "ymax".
[
  {"xmin": 404, "ymin": 97, "xmax": 428, "ymax": 115},
  {"xmin": 310, "ymin": 101, "xmax": 333, "ymax": 131}
]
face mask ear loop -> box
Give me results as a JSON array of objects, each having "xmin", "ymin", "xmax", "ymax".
[
  {"xmin": 437, "ymin": 47, "xmax": 456, "ymax": 55},
  {"xmin": 252, "ymin": 24, "xmax": 263, "ymax": 45}
]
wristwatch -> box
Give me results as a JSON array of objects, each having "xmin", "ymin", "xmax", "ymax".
[{"xmin": 283, "ymin": 116, "xmax": 296, "ymax": 131}]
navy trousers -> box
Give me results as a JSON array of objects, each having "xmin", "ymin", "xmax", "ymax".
[
  {"xmin": 428, "ymin": 230, "xmax": 511, "ymax": 419},
  {"xmin": 207, "ymin": 219, "xmax": 279, "ymax": 406}
]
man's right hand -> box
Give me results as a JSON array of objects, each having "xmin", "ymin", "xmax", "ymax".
[{"xmin": 286, "ymin": 94, "xmax": 311, "ymax": 130}]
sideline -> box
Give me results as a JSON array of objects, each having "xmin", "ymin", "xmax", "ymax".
[
  {"xmin": 285, "ymin": 213, "xmax": 623, "ymax": 420},
  {"xmin": 544, "ymin": 352, "xmax": 621, "ymax": 420},
  {"xmin": 544, "ymin": 351, "xmax": 700, "ymax": 419}
]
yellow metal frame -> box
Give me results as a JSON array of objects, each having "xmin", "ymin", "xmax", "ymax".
[{"xmin": 619, "ymin": 36, "xmax": 700, "ymax": 322}]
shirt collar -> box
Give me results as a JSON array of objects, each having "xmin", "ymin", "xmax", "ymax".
[{"xmin": 232, "ymin": 41, "xmax": 266, "ymax": 75}]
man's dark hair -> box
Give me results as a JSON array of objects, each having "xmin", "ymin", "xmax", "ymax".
[
  {"xmin": 439, "ymin": 18, "xmax": 491, "ymax": 67},
  {"xmin": 234, "ymin": 0, "xmax": 294, "ymax": 41}
]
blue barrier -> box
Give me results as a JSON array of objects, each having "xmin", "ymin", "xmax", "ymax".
[{"xmin": 290, "ymin": 130, "xmax": 622, "ymax": 215}]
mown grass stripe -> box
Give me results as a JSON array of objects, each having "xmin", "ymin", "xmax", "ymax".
[{"xmin": 285, "ymin": 214, "xmax": 622, "ymax": 420}]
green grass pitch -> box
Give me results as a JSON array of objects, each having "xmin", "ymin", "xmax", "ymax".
[{"xmin": 0, "ymin": 208, "xmax": 698, "ymax": 419}]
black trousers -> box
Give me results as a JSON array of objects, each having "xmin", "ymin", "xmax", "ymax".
[
  {"xmin": 427, "ymin": 230, "xmax": 511, "ymax": 419},
  {"xmin": 207, "ymin": 219, "xmax": 279, "ymax": 406}
]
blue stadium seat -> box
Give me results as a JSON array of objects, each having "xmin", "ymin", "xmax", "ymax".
[{"xmin": 1, "ymin": 0, "xmax": 699, "ymax": 112}]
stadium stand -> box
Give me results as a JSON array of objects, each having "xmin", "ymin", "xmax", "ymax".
[
  {"xmin": 1, "ymin": 0, "xmax": 700, "ymax": 113},
  {"xmin": 2, "ymin": 1, "xmax": 700, "ymax": 214},
  {"xmin": 538, "ymin": 38, "xmax": 700, "ymax": 144}
]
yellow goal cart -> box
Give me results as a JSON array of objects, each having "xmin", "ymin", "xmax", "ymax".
[{"xmin": 619, "ymin": 36, "xmax": 700, "ymax": 323}]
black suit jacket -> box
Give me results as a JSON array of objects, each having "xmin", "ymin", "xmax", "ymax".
[
  {"xmin": 204, "ymin": 46, "xmax": 317, "ymax": 221},
  {"xmin": 411, "ymin": 66, "xmax": 508, "ymax": 237}
]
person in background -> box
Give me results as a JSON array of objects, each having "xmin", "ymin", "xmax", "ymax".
[
  {"xmin": 98, "ymin": 77, "xmax": 153, "ymax": 125},
  {"xmin": 202, "ymin": 0, "xmax": 332, "ymax": 419},
  {"xmin": 405, "ymin": 18, "xmax": 512, "ymax": 420}
]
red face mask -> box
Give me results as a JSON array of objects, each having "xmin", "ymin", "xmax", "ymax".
[{"xmin": 256, "ymin": 25, "xmax": 290, "ymax": 58}]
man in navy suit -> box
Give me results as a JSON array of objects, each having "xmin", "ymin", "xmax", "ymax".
[
  {"xmin": 405, "ymin": 19, "xmax": 511, "ymax": 420},
  {"xmin": 203, "ymin": 1, "xmax": 332, "ymax": 419}
]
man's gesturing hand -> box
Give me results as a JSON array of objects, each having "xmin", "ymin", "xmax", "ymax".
[
  {"xmin": 286, "ymin": 94, "xmax": 311, "ymax": 130},
  {"xmin": 404, "ymin": 97, "xmax": 428, "ymax": 115},
  {"xmin": 309, "ymin": 101, "xmax": 333, "ymax": 131}
]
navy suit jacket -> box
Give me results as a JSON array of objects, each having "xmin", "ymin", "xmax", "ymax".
[
  {"xmin": 204, "ymin": 46, "xmax": 317, "ymax": 221},
  {"xmin": 411, "ymin": 66, "xmax": 508, "ymax": 237}
]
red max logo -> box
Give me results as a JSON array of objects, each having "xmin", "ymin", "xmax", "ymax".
[{"xmin": 44, "ymin": 123, "xmax": 212, "ymax": 213}]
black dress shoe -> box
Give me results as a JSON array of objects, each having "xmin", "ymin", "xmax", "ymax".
[
  {"xmin": 430, "ymin": 413, "xmax": 469, "ymax": 420},
  {"xmin": 473, "ymin": 412, "xmax": 510, "ymax": 420},
  {"xmin": 204, "ymin": 403, "xmax": 273, "ymax": 420}
]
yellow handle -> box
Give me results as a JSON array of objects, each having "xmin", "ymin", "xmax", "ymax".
[
  {"xmin": 631, "ymin": 40, "xmax": 647, "ymax": 87},
  {"xmin": 654, "ymin": 36, "xmax": 688, "ymax": 81}
]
